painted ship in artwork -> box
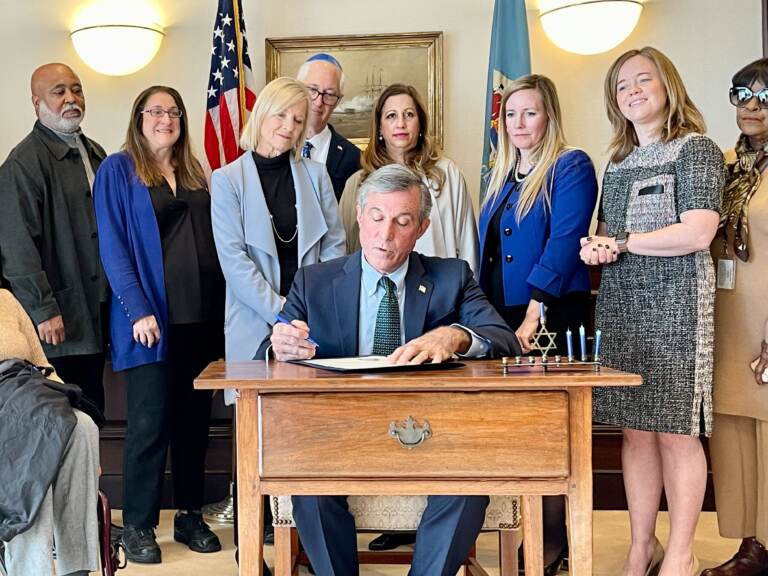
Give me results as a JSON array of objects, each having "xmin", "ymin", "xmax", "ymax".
[{"xmin": 331, "ymin": 66, "xmax": 386, "ymax": 138}]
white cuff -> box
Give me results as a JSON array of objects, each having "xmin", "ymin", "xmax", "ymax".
[{"xmin": 451, "ymin": 323, "xmax": 491, "ymax": 358}]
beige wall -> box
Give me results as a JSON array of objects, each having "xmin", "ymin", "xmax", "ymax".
[{"xmin": 0, "ymin": 0, "xmax": 762, "ymax": 203}]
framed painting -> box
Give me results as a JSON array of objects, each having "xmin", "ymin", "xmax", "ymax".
[{"xmin": 265, "ymin": 32, "xmax": 444, "ymax": 148}]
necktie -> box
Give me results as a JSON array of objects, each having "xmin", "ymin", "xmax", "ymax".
[
  {"xmin": 373, "ymin": 276, "xmax": 401, "ymax": 356},
  {"xmin": 302, "ymin": 141, "xmax": 313, "ymax": 159}
]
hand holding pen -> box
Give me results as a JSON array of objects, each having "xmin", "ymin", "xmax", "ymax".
[{"xmin": 271, "ymin": 313, "xmax": 318, "ymax": 361}]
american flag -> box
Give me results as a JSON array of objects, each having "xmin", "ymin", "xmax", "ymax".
[{"xmin": 203, "ymin": 0, "xmax": 257, "ymax": 173}]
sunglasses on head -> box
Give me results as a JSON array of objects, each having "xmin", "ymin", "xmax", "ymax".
[{"xmin": 729, "ymin": 86, "xmax": 768, "ymax": 109}]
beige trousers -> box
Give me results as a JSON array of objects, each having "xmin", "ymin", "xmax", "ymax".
[{"xmin": 710, "ymin": 413, "xmax": 768, "ymax": 546}]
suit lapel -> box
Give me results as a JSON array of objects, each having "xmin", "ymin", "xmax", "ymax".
[
  {"xmin": 326, "ymin": 128, "xmax": 344, "ymax": 177},
  {"xmin": 243, "ymin": 155, "xmax": 278, "ymax": 258},
  {"xmin": 291, "ymin": 156, "xmax": 328, "ymax": 263},
  {"xmin": 332, "ymin": 254, "xmax": 362, "ymax": 356},
  {"xmin": 403, "ymin": 254, "xmax": 433, "ymax": 342}
]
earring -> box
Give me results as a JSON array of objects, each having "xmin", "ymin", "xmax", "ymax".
[
  {"xmin": 378, "ymin": 134, "xmax": 384, "ymax": 142},
  {"xmin": 419, "ymin": 132, "xmax": 422, "ymax": 137}
]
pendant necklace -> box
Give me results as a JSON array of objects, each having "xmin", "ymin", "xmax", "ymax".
[{"xmin": 269, "ymin": 208, "xmax": 298, "ymax": 243}]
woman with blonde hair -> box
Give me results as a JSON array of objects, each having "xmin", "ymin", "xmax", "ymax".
[
  {"xmin": 479, "ymin": 73, "xmax": 598, "ymax": 574},
  {"xmin": 211, "ymin": 75, "xmax": 345, "ymax": 371},
  {"xmin": 95, "ymin": 85, "xmax": 225, "ymax": 563},
  {"xmin": 338, "ymin": 83, "xmax": 478, "ymax": 274},
  {"xmin": 581, "ymin": 47, "xmax": 725, "ymax": 576}
]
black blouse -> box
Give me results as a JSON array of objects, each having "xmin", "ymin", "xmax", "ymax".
[
  {"xmin": 148, "ymin": 178, "xmax": 225, "ymax": 325},
  {"xmin": 481, "ymin": 175, "xmax": 520, "ymax": 312},
  {"xmin": 252, "ymin": 151, "xmax": 298, "ymax": 296}
]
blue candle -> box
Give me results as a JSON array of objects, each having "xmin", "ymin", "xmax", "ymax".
[
  {"xmin": 539, "ymin": 302, "xmax": 546, "ymax": 325},
  {"xmin": 593, "ymin": 329, "xmax": 602, "ymax": 358},
  {"xmin": 566, "ymin": 328, "xmax": 573, "ymax": 359},
  {"xmin": 579, "ymin": 324, "xmax": 587, "ymax": 361}
]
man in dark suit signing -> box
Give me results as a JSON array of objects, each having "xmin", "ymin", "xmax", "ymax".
[
  {"xmin": 296, "ymin": 53, "xmax": 361, "ymax": 201},
  {"xmin": 269, "ymin": 164, "xmax": 521, "ymax": 575}
]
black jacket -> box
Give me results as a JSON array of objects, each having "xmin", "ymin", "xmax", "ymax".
[
  {"xmin": 0, "ymin": 122, "xmax": 108, "ymax": 358},
  {"xmin": 0, "ymin": 360, "xmax": 79, "ymax": 541},
  {"xmin": 326, "ymin": 124, "xmax": 361, "ymax": 201}
]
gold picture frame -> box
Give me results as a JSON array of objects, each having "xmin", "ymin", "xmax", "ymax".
[{"xmin": 266, "ymin": 32, "xmax": 444, "ymax": 149}]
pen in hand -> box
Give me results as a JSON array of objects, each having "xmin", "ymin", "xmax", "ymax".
[{"xmin": 275, "ymin": 313, "xmax": 319, "ymax": 347}]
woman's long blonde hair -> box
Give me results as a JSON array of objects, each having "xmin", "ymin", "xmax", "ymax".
[
  {"xmin": 361, "ymin": 83, "xmax": 445, "ymax": 191},
  {"xmin": 604, "ymin": 47, "xmax": 706, "ymax": 163},
  {"xmin": 483, "ymin": 74, "xmax": 567, "ymax": 222},
  {"xmin": 124, "ymin": 86, "xmax": 207, "ymax": 191}
]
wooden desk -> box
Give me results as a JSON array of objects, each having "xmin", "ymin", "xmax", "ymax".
[{"xmin": 195, "ymin": 360, "xmax": 640, "ymax": 576}]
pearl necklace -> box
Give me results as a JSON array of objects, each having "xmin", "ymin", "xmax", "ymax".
[{"xmin": 514, "ymin": 154, "xmax": 531, "ymax": 183}]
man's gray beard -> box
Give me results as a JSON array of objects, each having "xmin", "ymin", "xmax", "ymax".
[{"xmin": 38, "ymin": 101, "xmax": 84, "ymax": 133}]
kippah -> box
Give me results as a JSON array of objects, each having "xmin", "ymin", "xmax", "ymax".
[{"xmin": 305, "ymin": 53, "xmax": 343, "ymax": 71}]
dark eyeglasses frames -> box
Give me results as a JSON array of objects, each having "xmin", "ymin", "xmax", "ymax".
[
  {"xmin": 729, "ymin": 86, "xmax": 768, "ymax": 109},
  {"xmin": 307, "ymin": 87, "xmax": 341, "ymax": 106},
  {"xmin": 141, "ymin": 107, "xmax": 183, "ymax": 118}
]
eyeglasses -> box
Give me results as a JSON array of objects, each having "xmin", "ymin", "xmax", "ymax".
[
  {"xmin": 307, "ymin": 86, "xmax": 341, "ymax": 106},
  {"xmin": 141, "ymin": 107, "xmax": 183, "ymax": 118},
  {"xmin": 729, "ymin": 86, "xmax": 768, "ymax": 109}
]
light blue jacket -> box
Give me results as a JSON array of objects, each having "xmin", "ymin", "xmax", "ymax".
[{"xmin": 211, "ymin": 153, "xmax": 346, "ymax": 366}]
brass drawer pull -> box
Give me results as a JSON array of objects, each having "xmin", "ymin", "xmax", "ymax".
[{"xmin": 389, "ymin": 416, "xmax": 431, "ymax": 449}]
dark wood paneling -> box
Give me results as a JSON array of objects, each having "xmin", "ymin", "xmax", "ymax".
[
  {"xmin": 592, "ymin": 424, "xmax": 715, "ymax": 511},
  {"xmin": 99, "ymin": 362, "xmax": 234, "ymax": 508}
]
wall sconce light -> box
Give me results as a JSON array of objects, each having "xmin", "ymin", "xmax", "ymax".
[
  {"xmin": 539, "ymin": 0, "xmax": 643, "ymax": 55},
  {"xmin": 70, "ymin": 1, "xmax": 164, "ymax": 76}
]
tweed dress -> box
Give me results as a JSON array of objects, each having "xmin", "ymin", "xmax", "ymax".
[{"xmin": 592, "ymin": 134, "xmax": 725, "ymax": 436}]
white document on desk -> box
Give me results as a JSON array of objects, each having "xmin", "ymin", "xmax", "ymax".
[
  {"xmin": 299, "ymin": 355, "xmax": 393, "ymax": 370},
  {"xmin": 293, "ymin": 356, "xmax": 464, "ymax": 373}
]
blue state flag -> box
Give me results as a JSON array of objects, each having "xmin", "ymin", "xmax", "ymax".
[{"xmin": 481, "ymin": 0, "xmax": 531, "ymax": 198}]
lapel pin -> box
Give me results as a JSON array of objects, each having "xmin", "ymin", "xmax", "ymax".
[{"xmin": 418, "ymin": 285, "xmax": 427, "ymax": 293}]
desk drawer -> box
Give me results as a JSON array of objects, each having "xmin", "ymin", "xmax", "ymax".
[{"xmin": 259, "ymin": 391, "xmax": 569, "ymax": 478}]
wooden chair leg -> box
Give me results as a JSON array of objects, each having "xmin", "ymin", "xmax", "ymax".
[
  {"xmin": 521, "ymin": 496, "xmax": 544, "ymax": 576},
  {"xmin": 499, "ymin": 529, "xmax": 521, "ymax": 576},
  {"xmin": 274, "ymin": 526, "xmax": 299, "ymax": 576}
]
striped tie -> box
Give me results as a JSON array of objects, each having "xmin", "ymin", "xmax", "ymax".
[
  {"xmin": 372, "ymin": 276, "xmax": 401, "ymax": 356},
  {"xmin": 302, "ymin": 141, "xmax": 313, "ymax": 159}
]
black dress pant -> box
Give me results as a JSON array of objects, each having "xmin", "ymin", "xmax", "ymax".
[
  {"xmin": 49, "ymin": 352, "xmax": 106, "ymax": 413},
  {"xmin": 122, "ymin": 322, "xmax": 222, "ymax": 528}
]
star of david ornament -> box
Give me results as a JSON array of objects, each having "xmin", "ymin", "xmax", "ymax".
[{"xmin": 531, "ymin": 321, "xmax": 558, "ymax": 356}]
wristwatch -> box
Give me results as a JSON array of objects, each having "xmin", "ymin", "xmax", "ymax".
[{"xmin": 615, "ymin": 231, "xmax": 630, "ymax": 254}]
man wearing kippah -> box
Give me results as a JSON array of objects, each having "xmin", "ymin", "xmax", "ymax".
[{"xmin": 296, "ymin": 53, "xmax": 360, "ymax": 201}]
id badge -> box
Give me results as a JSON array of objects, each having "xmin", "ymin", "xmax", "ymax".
[{"xmin": 717, "ymin": 258, "xmax": 736, "ymax": 290}]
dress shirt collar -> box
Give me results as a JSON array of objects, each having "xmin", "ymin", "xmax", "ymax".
[
  {"xmin": 360, "ymin": 252, "xmax": 409, "ymax": 298},
  {"xmin": 306, "ymin": 125, "xmax": 332, "ymax": 163}
]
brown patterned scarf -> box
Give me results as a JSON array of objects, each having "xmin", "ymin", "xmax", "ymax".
[{"xmin": 719, "ymin": 134, "xmax": 768, "ymax": 261}]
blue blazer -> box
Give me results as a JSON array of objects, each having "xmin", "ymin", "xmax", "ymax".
[
  {"xmin": 211, "ymin": 152, "xmax": 346, "ymax": 365},
  {"xmin": 267, "ymin": 251, "xmax": 521, "ymax": 358},
  {"xmin": 93, "ymin": 152, "xmax": 168, "ymax": 371},
  {"xmin": 478, "ymin": 149, "xmax": 597, "ymax": 307},
  {"xmin": 326, "ymin": 124, "xmax": 361, "ymax": 201}
]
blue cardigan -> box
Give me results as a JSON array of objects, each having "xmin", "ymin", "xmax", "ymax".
[
  {"xmin": 478, "ymin": 149, "xmax": 598, "ymax": 307},
  {"xmin": 93, "ymin": 152, "xmax": 168, "ymax": 371}
]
